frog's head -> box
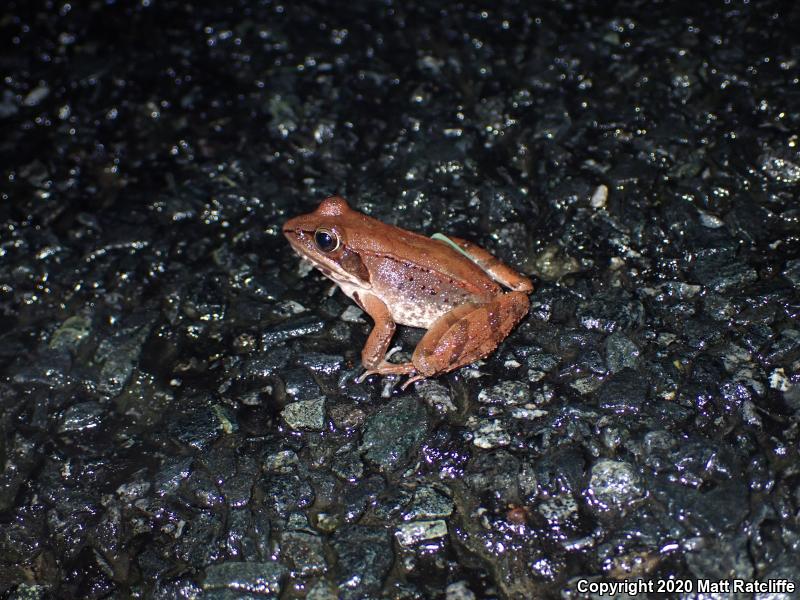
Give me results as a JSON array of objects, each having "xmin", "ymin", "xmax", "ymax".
[{"xmin": 283, "ymin": 196, "xmax": 371, "ymax": 287}]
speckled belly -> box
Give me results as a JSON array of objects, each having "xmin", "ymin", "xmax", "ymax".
[{"xmin": 390, "ymin": 300, "xmax": 450, "ymax": 329}]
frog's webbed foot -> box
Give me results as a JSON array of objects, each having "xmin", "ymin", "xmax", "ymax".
[
  {"xmin": 357, "ymin": 367, "xmax": 427, "ymax": 390},
  {"xmin": 355, "ymin": 361, "xmax": 417, "ymax": 384}
]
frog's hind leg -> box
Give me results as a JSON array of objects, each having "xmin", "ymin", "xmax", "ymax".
[
  {"xmin": 438, "ymin": 235, "xmax": 534, "ymax": 293},
  {"xmin": 411, "ymin": 292, "xmax": 529, "ymax": 379},
  {"xmin": 395, "ymin": 308, "xmax": 479, "ymax": 387}
]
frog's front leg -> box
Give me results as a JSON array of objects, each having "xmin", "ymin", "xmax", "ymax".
[
  {"xmin": 354, "ymin": 293, "xmax": 417, "ymax": 382},
  {"xmin": 407, "ymin": 291, "xmax": 530, "ymax": 386}
]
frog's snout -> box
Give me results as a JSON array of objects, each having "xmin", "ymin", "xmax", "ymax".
[{"xmin": 282, "ymin": 217, "xmax": 300, "ymax": 239}]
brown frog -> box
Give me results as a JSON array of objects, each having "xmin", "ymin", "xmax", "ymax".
[{"xmin": 283, "ymin": 196, "xmax": 533, "ymax": 388}]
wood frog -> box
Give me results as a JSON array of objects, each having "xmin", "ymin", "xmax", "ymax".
[{"xmin": 283, "ymin": 196, "xmax": 533, "ymax": 388}]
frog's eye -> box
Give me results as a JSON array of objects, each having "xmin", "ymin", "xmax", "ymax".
[{"xmin": 314, "ymin": 228, "xmax": 340, "ymax": 252}]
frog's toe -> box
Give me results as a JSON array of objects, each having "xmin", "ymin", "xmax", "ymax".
[
  {"xmin": 400, "ymin": 374, "xmax": 427, "ymax": 390},
  {"xmin": 356, "ymin": 361, "xmax": 416, "ymax": 384},
  {"xmin": 384, "ymin": 346, "xmax": 403, "ymax": 360},
  {"xmin": 355, "ymin": 369, "xmax": 376, "ymax": 384}
]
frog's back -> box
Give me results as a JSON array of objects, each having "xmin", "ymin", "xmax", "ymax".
[{"xmin": 357, "ymin": 226, "xmax": 501, "ymax": 328}]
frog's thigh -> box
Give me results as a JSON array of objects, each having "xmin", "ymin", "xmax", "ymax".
[
  {"xmin": 411, "ymin": 292, "xmax": 529, "ymax": 376},
  {"xmin": 445, "ymin": 236, "xmax": 534, "ymax": 293}
]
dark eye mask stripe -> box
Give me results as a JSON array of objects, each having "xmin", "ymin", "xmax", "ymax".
[{"xmin": 340, "ymin": 247, "xmax": 370, "ymax": 284}]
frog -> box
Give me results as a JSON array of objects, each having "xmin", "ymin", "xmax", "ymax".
[{"xmin": 283, "ymin": 196, "xmax": 533, "ymax": 388}]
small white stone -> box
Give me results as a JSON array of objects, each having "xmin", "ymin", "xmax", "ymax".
[
  {"xmin": 277, "ymin": 300, "xmax": 306, "ymax": 315},
  {"xmin": 770, "ymin": 368, "xmax": 791, "ymax": 392},
  {"xmin": 446, "ymin": 581, "xmax": 476, "ymax": 600},
  {"xmin": 340, "ymin": 305, "xmax": 365, "ymax": 323},
  {"xmin": 395, "ymin": 520, "xmax": 448, "ymax": 547},
  {"xmin": 473, "ymin": 420, "xmax": 510, "ymax": 448},
  {"xmin": 590, "ymin": 184, "xmax": 608, "ymax": 208},
  {"xmin": 510, "ymin": 408, "xmax": 547, "ymax": 420},
  {"xmin": 698, "ymin": 209, "xmax": 724, "ymax": 228}
]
